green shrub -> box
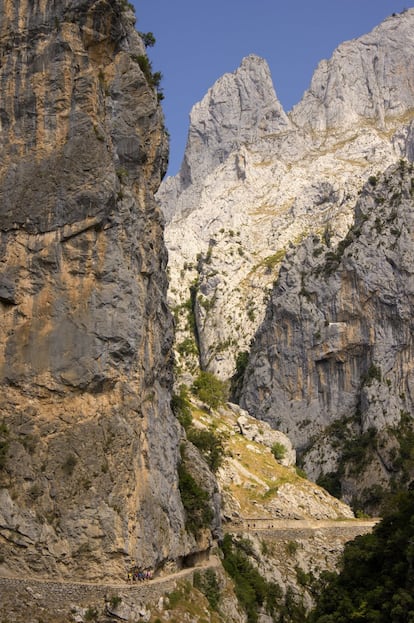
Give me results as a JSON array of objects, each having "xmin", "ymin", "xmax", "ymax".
[
  {"xmin": 192, "ymin": 371, "xmax": 228, "ymax": 409},
  {"xmin": 84, "ymin": 607, "xmax": 98, "ymax": 621},
  {"xmin": 308, "ymin": 490, "xmax": 414, "ymax": 623},
  {"xmin": 221, "ymin": 534, "xmax": 282, "ymax": 623},
  {"xmin": 295, "ymin": 466, "xmax": 307, "ymax": 479},
  {"xmin": 151, "ymin": 70, "xmax": 163, "ymax": 88},
  {"xmin": 247, "ymin": 307, "xmax": 256, "ymax": 321},
  {"xmin": 187, "ymin": 427, "xmax": 226, "ymax": 472},
  {"xmin": 166, "ymin": 589, "xmax": 182, "ymax": 608},
  {"xmin": 116, "ymin": 166, "xmax": 128, "ymax": 182},
  {"xmin": 109, "ymin": 596, "xmax": 122, "ymax": 609},
  {"xmin": 194, "ymin": 569, "xmax": 221, "ymax": 611},
  {"xmin": 177, "ymin": 336, "xmax": 198, "ymax": 357},
  {"xmin": 139, "ymin": 31, "xmax": 156, "ymax": 47},
  {"xmin": 389, "ymin": 412, "xmax": 414, "ymax": 484},
  {"xmin": 133, "ymin": 54, "xmax": 164, "ymax": 96},
  {"xmin": 279, "ymin": 587, "xmax": 307, "ymax": 623},
  {"xmin": 261, "ymin": 249, "xmax": 286, "ymax": 273},
  {"xmin": 286, "ymin": 540, "xmax": 299, "ymax": 556},
  {"xmin": 271, "ymin": 442, "xmax": 287, "ymax": 462},
  {"xmin": 171, "ymin": 385, "xmax": 192, "ymax": 430},
  {"xmin": 295, "ymin": 565, "xmax": 313, "ymax": 587},
  {"xmin": 178, "ymin": 457, "xmax": 213, "ymax": 535},
  {"xmin": 363, "ymin": 363, "xmax": 382, "ymax": 385}
]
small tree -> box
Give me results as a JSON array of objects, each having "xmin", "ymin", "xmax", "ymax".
[
  {"xmin": 187, "ymin": 427, "xmax": 227, "ymax": 472},
  {"xmin": 139, "ymin": 31, "xmax": 156, "ymax": 48},
  {"xmin": 178, "ymin": 459, "xmax": 213, "ymax": 536},
  {"xmin": 171, "ymin": 385, "xmax": 192, "ymax": 430}
]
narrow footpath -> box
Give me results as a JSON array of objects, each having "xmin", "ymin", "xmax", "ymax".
[{"xmin": 0, "ymin": 519, "xmax": 378, "ymax": 620}]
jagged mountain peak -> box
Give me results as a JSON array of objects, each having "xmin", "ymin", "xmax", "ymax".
[
  {"xmin": 159, "ymin": 9, "xmax": 414, "ymax": 383},
  {"xmin": 290, "ymin": 8, "xmax": 414, "ymax": 132},
  {"xmin": 177, "ymin": 54, "xmax": 289, "ymax": 191}
]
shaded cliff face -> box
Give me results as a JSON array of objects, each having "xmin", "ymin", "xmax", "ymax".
[
  {"xmin": 0, "ymin": 0, "xmax": 194, "ymax": 581},
  {"xmin": 240, "ymin": 161, "xmax": 414, "ymax": 511}
]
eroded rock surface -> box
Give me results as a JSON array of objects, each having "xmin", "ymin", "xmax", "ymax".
[{"xmin": 0, "ymin": 0, "xmax": 198, "ymax": 581}]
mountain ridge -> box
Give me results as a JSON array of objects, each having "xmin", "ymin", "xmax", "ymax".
[{"xmin": 158, "ymin": 8, "xmax": 414, "ymax": 509}]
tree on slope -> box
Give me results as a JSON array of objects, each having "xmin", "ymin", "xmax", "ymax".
[{"xmin": 308, "ymin": 489, "xmax": 414, "ymax": 622}]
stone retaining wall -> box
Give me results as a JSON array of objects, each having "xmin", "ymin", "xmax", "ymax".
[{"xmin": 224, "ymin": 518, "xmax": 378, "ymax": 536}]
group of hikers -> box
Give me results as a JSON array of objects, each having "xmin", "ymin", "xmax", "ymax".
[{"xmin": 127, "ymin": 566, "xmax": 154, "ymax": 582}]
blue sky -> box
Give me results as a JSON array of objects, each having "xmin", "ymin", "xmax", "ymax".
[{"xmin": 134, "ymin": 1, "xmax": 412, "ymax": 176}]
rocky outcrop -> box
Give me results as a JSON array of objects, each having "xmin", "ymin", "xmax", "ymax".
[
  {"xmin": 0, "ymin": 0, "xmax": 201, "ymax": 582},
  {"xmin": 227, "ymin": 403, "xmax": 296, "ymax": 467},
  {"xmin": 240, "ymin": 161, "xmax": 414, "ymax": 510},
  {"xmin": 158, "ymin": 10, "xmax": 414, "ymax": 383},
  {"xmin": 189, "ymin": 399, "xmax": 354, "ymax": 523}
]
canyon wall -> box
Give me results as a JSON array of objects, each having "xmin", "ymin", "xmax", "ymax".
[
  {"xmin": 241, "ymin": 161, "xmax": 414, "ymax": 509},
  {"xmin": 0, "ymin": 0, "xmax": 207, "ymax": 582},
  {"xmin": 158, "ymin": 10, "xmax": 414, "ymax": 384}
]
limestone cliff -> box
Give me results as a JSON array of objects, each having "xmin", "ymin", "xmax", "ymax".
[
  {"xmin": 240, "ymin": 161, "xmax": 414, "ymax": 511},
  {"xmin": 0, "ymin": 0, "xmax": 206, "ymax": 581},
  {"xmin": 157, "ymin": 10, "xmax": 414, "ymax": 383}
]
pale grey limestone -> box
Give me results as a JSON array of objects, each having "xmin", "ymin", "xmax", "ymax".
[{"xmin": 158, "ymin": 9, "xmax": 414, "ymax": 384}]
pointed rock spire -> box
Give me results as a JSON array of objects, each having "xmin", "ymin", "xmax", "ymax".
[{"xmin": 180, "ymin": 54, "xmax": 290, "ymax": 187}]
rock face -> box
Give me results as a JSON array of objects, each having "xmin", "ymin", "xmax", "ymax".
[
  {"xmin": 0, "ymin": 0, "xmax": 200, "ymax": 581},
  {"xmin": 160, "ymin": 55, "xmax": 290, "ymax": 223},
  {"xmin": 157, "ymin": 10, "xmax": 414, "ymax": 383},
  {"xmin": 240, "ymin": 161, "xmax": 414, "ymax": 510}
]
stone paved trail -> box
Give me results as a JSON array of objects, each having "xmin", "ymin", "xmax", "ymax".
[{"xmin": 0, "ymin": 555, "xmax": 221, "ymax": 605}]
